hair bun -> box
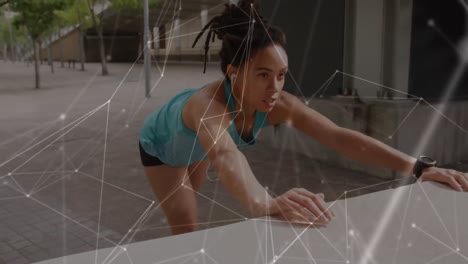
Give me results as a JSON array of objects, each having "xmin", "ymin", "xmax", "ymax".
[
  {"xmin": 236, "ymin": 0, "xmax": 261, "ymax": 12},
  {"xmin": 192, "ymin": 0, "xmax": 272, "ymax": 73}
]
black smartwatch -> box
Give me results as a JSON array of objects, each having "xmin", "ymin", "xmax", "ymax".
[{"xmin": 413, "ymin": 156, "xmax": 437, "ymax": 179}]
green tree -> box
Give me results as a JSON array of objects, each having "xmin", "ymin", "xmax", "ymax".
[
  {"xmin": 10, "ymin": 0, "xmax": 67, "ymax": 89},
  {"xmin": 84, "ymin": 0, "xmax": 160, "ymax": 76},
  {"xmin": 0, "ymin": 7, "xmax": 32, "ymax": 63},
  {"xmin": 0, "ymin": 5, "xmax": 17, "ymax": 62},
  {"xmin": 0, "ymin": 10, "xmax": 10, "ymax": 60},
  {"xmin": 111, "ymin": 0, "xmax": 159, "ymax": 9},
  {"xmin": 55, "ymin": 0, "xmax": 92, "ymax": 71},
  {"xmin": 85, "ymin": 0, "xmax": 109, "ymax": 75}
]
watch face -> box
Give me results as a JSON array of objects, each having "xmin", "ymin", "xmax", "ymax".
[
  {"xmin": 420, "ymin": 156, "xmax": 436, "ymax": 165},
  {"xmin": 421, "ymin": 157, "xmax": 434, "ymax": 163}
]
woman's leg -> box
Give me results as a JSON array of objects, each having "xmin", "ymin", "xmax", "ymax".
[{"xmin": 144, "ymin": 165, "xmax": 199, "ymax": 235}]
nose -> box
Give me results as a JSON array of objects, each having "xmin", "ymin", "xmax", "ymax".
[{"xmin": 268, "ymin": 78, "xmax": 282, "ymax": 92}]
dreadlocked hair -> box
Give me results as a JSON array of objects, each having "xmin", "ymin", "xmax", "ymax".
[{"xmin": 192, "ymin": 0, "xmax": 286, "ymax": 74}]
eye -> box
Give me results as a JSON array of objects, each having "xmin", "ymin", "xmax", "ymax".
[{"xmin": 259, "ymin": 73, "xmax": 269, "ymax": 79}]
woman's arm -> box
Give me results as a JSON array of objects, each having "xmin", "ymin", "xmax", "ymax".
[
  {"xmin": 273, "ymin": 91, "xmax": 468, "ymax": 191},
  {"xmin": 329, "ymin": 128, "xmax": 416, "ymax": 176},
  {"xmin": 191, "ymin": 99, "xmax": 272, "ymax": 216},
  {"xmin": 189, "ymin": 97, "xmax": 333, "ymax": 223}
]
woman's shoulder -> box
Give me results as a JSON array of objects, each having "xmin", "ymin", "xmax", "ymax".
[
  {"xmin": 189, "ymin": 80, "xmax": 227, "ymax": 107},
  {"xmin": 182, "ymin": 80, "xmax": 230, "ymax": 130},
  {"xmin": 267, "ymin": 91, "xmax": 305, "ymax": 126}
]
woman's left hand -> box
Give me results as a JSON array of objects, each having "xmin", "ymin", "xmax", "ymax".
[{"xmin": 420, "ymin": 167, "xmax": 468, "ymax": 192}]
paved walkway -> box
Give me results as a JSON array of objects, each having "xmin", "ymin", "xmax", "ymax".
[{"xmin": 0, "ymin": 61, "xmax": 466, "ymax": 264}]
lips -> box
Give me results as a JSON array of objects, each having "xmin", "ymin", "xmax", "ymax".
[{"xmin": 262, "ymin": 98, "xmax": 277, "ymax": 107}]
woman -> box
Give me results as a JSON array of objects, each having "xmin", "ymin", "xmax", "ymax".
[{"xmin": 139, "ymin": 0, "xmax": 468, "ymax": 235}]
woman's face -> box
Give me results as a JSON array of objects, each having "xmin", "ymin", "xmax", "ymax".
[{"xmin": 230, "ymin": 44, "xmax": 288, "ymax": 113}]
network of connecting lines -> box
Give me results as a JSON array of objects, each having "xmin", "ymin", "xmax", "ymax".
[{"xmin": 0, "ymin": 0, "xmax": 467, "ymax": 264}]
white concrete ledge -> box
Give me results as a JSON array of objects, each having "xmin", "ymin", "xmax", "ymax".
[{"xmin": 33, "ymin": 182, "xmax": 468, "ymax": 264}]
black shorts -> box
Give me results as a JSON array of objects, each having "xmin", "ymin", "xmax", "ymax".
[{"xmin": 139, "ymin": 141, "xmax": 165, "ymax": 167}]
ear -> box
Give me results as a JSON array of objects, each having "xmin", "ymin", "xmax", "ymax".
[{"xmin": 226, "ymin": 64, "xmax": 239, "ymax": 79}]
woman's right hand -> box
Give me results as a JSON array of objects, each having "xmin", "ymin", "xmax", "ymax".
[{"xmin": 268, "ymin": 188, "xmax": 335, "ymax": 226}]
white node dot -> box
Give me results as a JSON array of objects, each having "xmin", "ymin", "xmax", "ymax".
[
  {"xmin": 125, "ymin": 124, "xmax": 129, "ymax": 128},
  {"xmin": 251, "ymin": 3, "xmax": 253, "ymax": 6},
  {"xmin": 427, "ymin": 19, "xmax": 435, "ymax": 27},
  {"xmin": 161, "ymin": 74, "xmax": 164, "ymax": 77},
  {"xmin": 388, "ymin": 136, "xmax": 393, "ymax": 139},
  {"xmin": 122, "ymin": 247, "xmax": 127, "ymax": 251},
  {"xmin": 121, "ymin": 109, "xmax": 126, "ymax": 113},
  {"xmin": 408, "ymin": 242, "xmax": 413, "ymax": 248},
  {"xmin": 128, "ymin": 229, "xmax": 132, "ymax": 232},
  {"xmin": 8, "ymin": 173, "xmax": 11, "ymax": 176},
  {"xmin": 214, "ymin": 141, "xmax": 217, "ymax": 144},
  {"xmin": 346, "ymin": 261, "xmax": 350, "ymax": 264},
  {"xmin": 411, "ymin": 223, "xmax": 416, "ymax": 228},
  {"xmin": 26, "ymin": 194, "xmax": 30, "ymax": 198},
  {"xmin": 335, "ymin": 69, "xmax": 339, "ymax": 73},
  {"xmin": 107, "ymin": 100, "xmax": 111, "ymax": 104},
  {"xmin": 59, "ymin": 114, "xmax": 66, "ymax": 120},
  {"xmin": 200, "ymin": 248, "xmax": 205, "ymax": 253},
  {"xmin": 457, "ymin": 248, "xmax": 460, "ymax": 252},
  {"xmin": 74, "ymin": 169, "xmax": 78, "ymax": 173},
  {"xmin": 349, "ymin": 229, "xmax": 355, "ymax": 236},
  {"xmin": 253, "ymin": 19, "xmax": 256, "ymax": 23}
]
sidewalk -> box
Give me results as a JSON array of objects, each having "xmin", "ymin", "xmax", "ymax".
[{"xmin": 0, "ymin": 61, "xmax": 463, "ymax": 264}]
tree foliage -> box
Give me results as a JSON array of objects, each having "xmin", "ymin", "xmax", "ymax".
[
  {"xmin": 9, "ymin": 0, "xmax": 67, "ymax": 41},
  {"xmin": 0, "ymin": 6, "xmax": 29, "ymax": 57},
  {"xmin": 110, "ymin": 0, "xmax": 159, "ymax": 9},
  {"xmin": 55, "ymin": 0, "xmax": 93, "ymax": 30}
]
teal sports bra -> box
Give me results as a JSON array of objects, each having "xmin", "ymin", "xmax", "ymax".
[{"xmin": 139, "ymin": 80, "xmax": 269, "ymax": 167}]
